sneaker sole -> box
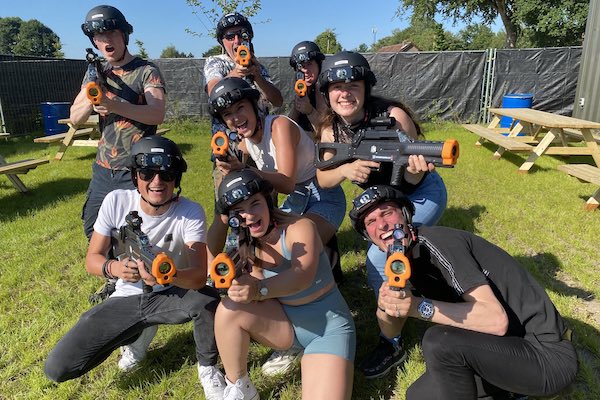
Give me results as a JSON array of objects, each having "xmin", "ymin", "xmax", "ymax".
[{"xmin": 363, "ymin": 352, "xmax": 407, "ymax": 380}]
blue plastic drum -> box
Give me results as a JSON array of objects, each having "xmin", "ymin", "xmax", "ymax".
[
  {"xmin": 499, "ymin": 94, "xmax": 533, "ymax": 129},
  {"xmin": 40, "ymin": 102, "xmax": 71, "ymax": 135}
]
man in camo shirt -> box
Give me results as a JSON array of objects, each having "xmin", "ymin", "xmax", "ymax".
[{"xmin": 70, "ymin": 5, "xmax": 166, "ymax": 302}]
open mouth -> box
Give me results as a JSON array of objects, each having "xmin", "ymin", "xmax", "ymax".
[
  {"xmin": 246, "ymin": 219, "xmax": 263, "ymax": 234},
  {"xmin": 105, "ymin": 45, "xmax": 115, "ymax": 54}
]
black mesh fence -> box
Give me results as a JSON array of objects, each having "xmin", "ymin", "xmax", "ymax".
[{"xmin": 0, "ymin": 47, "xmax": 582, "ymax": 135}]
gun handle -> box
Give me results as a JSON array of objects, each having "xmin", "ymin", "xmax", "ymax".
[
  {"xmin": 235, "ymin": 45, "xmax": 251, "ymax": 67},
  {"xmin": 294, "ymin": 79, "xmax": 307, "ymax": 97},
  {"xmin": 385, "ymin": 252, "xmax": 411, "ymax": 290},
  {"xmin": 211, "ymin": 131, "xmax": 230, "ymax": 160},
  {"xmin": 85, "ymin": 81, "xmax": 102, "ymax": 105},
  {"xmin": 152, "ymin": 253, "xmax": 176, "ymax": 285},
  {"xmin": 210, "ymin": 253, "xmax": 236, "ymax": 289}
]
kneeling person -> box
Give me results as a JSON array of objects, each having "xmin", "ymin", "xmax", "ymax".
[
  {"xmin": 44, "ymin": 137, "xmax": 225, "ymax": 400},
  {"xmin": 349, "ymin": 185, "xmax": 577, "ymax": 399}
]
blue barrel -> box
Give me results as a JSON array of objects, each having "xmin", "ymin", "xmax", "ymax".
[
  {"xmin": 499, "ymin": 93, "xmax": 533, "ymax": 129},
  {"xmin": 40, "ymin": 102, "xmax": 71, "ymax": 135}
]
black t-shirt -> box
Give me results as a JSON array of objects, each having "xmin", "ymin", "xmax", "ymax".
[{"xmin": 409, "ymin": 226, "xmax": 566, "ymax": 343}]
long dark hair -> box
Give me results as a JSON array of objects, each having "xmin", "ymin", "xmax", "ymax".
[{"xmin": 317, "ymin": 94, "xmax": 422, "ymax": 141}]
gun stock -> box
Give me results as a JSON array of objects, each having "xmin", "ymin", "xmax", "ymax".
[{"xmin": 111, "ymin": 211, "xmax": 177, "ymax": 287}]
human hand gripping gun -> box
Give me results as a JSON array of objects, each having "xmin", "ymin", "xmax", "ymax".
[
  {"xmin": 210, "ymin": 130, "xmax": 242, "ymax": 162},
  {"xmin": 209, "ymin": 213, "xmax": 254, "ymax": 291},
  {"xmin": 111, "ymin": 211, "xmax": 177, "ymax": 292},
  {"xmin": 84, "ymin": 48, "xmax": 106, "ymax": 105},
  {"xmin": 385, "ymin": 224, "xmax": 411, "ymax": 292},
  {"xmin": 315, "ymin": 116, "xmax": 460, "ymax": 186}
]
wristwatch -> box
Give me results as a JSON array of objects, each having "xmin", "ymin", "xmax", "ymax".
[
  {"xmin": 417, "ymin": 298, "xmax": 435, "ymax": 320},
  {"xmin": 258, "ymin": 280, "xmax": 268, "ymax": 301}
]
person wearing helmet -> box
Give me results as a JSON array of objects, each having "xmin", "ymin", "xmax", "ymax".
[
  {"xmin": 44, "ymin": 137, "xmax": 227, "ymax": 400},
  {"xmin": 212, "ymin": 169, "xmax": 355, "ymax": 400},
  {"xmin": 73, "ymin": 5, "xmax": 166, "ymax": 303},
  {"xmin": 288, "ymin": 41, "xmax": 327, "ymax": 134},
  {"xmin": 207, "ymin": 77, "xmax": 346, "ymax": 273},
  {"xmin": 204, "ymin": 11, "xmax": 282, "ymax": 137},
  {"xmin": 316, "ymin": 51, "xmax": 448, "ymax": 378},
  {"xmin": 348, "ymin": 185, "xmax": 577, "ymax": 400}
]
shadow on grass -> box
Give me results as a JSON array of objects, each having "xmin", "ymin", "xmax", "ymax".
[
  {"xmin": 477, "ymin": 142, "xmax": 553, "ymax": 173},
  {"xmin": 515, "ymin": 252, "xmax": 594, "ymax": 301},
  {"xmin": 0, "ymin": 177, "xmax": 88, "ymax": 222},
  {"xmin": 439, "ymin": 204, "xmax": 487, "ymax": 233}
]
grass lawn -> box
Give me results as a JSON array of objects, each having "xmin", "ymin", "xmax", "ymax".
[{"xmin": 0, "ymin": 119, "xmax": 599, "ymax": 399}]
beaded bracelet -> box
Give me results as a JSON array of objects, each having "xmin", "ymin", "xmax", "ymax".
[{"xmin": 101, "ymin": 259, "xmax": 115, "ymax": 279}]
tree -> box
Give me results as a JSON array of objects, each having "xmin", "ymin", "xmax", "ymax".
[
  {"xmin": 314, "ymin": 29, "xmax": 342, "ymax": 55},
  {"xmin": 397, "ymin": 0, "xmax": 588, "ymax": 48},
  {"xmin": 202, "ymin": 44, "xmax": 223, "ymax": 57},
  {"xmin": 160, "ymin": 45, "xmax": 194, "ymax": 58},
  {"xmin": 355, "ymin": 43, "xmax": 370, "ymax": 53},
  {"xmin": 135, "ymin": 39, "xmax": 149, "ymax": 59},
  {"xmin": 185, "ymin": 0, "xmax": 264, "ymax": 39},
  {"xmin": 458, "ymin": 23, "xmax": 506, "ymax": 49},
  {"xmin": 0, "ymin": 17, "xmax": 62, "ymax": 57}
]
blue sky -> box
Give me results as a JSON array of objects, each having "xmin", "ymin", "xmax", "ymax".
[{"xmin": 3, "ymin": 0, "xmax": 501, "ymax": 59}]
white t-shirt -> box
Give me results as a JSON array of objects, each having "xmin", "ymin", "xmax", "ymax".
[
  {"xmin": 94, "ymin": 189, "xmax": 207, "ymax": 297},
  {"xmin": 244, "ymin": 115, "xmax": 316, "ymax": 183}
]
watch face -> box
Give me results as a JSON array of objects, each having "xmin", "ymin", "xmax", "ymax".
[
  {"xmin": 418, "ymin": 299, "xmax": 434, "ymax": 320},
  {"xmin": 260, "ymin": 286, "xmax": 268, "ymax": 296}
]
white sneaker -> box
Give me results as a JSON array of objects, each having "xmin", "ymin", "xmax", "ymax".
[
  {"xmin": 260, "ymin": 348, "xmax": 303, "ymax": 376},
  {"xmin": 198, "ymin": 364, "xmax": 226, "ymax": 400},
  {"xmin": 223, "ymin": 375, "xmax": 259, "ymax": 400},
  {"xmin": 117, "ymin": 325, "xmax": 158, "ymax": 372}
]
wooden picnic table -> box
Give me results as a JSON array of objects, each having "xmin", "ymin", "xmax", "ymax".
[
  {"xmin": 34, "ymin": 114, "xmax": 169, "ymax": 160},
  {"xmin": 0, "ymin": 154, "xmax": 49, "ymax": 193},
  {"xmin": 485, "ymin": 108, "xmax": 600, "ymax": 173}
]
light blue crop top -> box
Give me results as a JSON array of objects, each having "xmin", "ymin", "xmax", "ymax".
[{"xmin": 261, "ymin": 228, "xmax": 335, "ymax": 302}]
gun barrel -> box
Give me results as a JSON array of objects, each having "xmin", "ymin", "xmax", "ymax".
[
  {"xmin": 384, "ymin": 252, "xmax": 411, "ymax": 290},
  {"xmin": 294, "ymin": 79, "xmax": 307, "ymax": 97},
  {"xmin": 402, "ymin": 139, "xmax": 459, "ymax": 166},
  {"xmin": 210, "ymin": 250, "xmax": 241, "ymax": 289},
  {"xmin": 211, "ymin": 131, "xmax": 230, "ymax": 159},
  {"xmin": 85, "ymin": 81, "xmax": 102, "ymax": 105},
  {"xmin": 235, "ymin": 44, "xmax": 251, "ymax": 66}
]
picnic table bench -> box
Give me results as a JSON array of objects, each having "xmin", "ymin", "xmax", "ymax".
[
  {"xmin": 462, "ymin": 124, "xmax": 533, "ymax": 159},
  {"xmin": 0, "ymin": 155, "xmax": 49, "ymax": 193},
  {"xmin": 558, "ymin": 164, "xmax": 600, "ymax": 211}
]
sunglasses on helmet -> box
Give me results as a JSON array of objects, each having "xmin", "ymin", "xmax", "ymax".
[
  {"xmin": 134, "ymin": 153, "xmax": 179, "ymax": 169},
  {"xmin": 210, "ymin": 90, "xmax": 243, "ymax": 112},
  {"xmin": 221, "ymin": 181, "xmax": 261, "ymax": 208},
  {"xmin": 352, "ymin": 186, "xmax": 386, "ymax": 214},
  {"xmin": 222, "ymin": 29, "xmax": 250, "ymax": 41},
  {"xmin": 137, "ymin": 169, "xmax": 177, "ymax": 183},
  {"xmin": 82, "ymin": 19, "xmax": 120, "ymax": 35}
]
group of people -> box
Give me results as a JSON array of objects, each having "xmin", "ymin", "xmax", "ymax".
[{"xmin": 43, "ymin": 5, "xmax": 578, "ymax": 400}]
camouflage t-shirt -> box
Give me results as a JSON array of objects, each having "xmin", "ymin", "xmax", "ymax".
[
  {"xmin": 85, "ymin": 57, "xmax": 166, "ymax": 170},
  {"xmin": 203, "ymin": 54, "xmax": 272, "ymax": 134}
]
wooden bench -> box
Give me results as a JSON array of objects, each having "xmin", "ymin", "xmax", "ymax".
[
  {"xmin": 71, "ymin": 128, "xmax": 170, "ymax": 148},
  {"xmin": 33, "ymin": 128, "xmax": 95, "ymax": 144},
  {"xmin": 562, "ymin": 128, "xmax": 600, "ymax": 144},
  {"xmin": 462, "ymin": 124, "xmax": 534, "ymax": 159},
  {"xmin": 0, "ymin": 156, "xmax": 49, "ymax": 193},
  {"xmin": 557, "ymin": 164, "xmax": 600, "ymax": 210}
]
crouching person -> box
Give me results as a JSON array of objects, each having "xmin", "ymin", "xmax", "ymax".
[
  {"xmin": 212, "ymin": 169, "xmax": 355, "ymax": 400},
  {"xmin": 348, "ymin": 185, "xmax": 577, "ymax": 400},
  {"xmin": 44, "ymin": 137, "xmax": 226, "ymax": 400}
]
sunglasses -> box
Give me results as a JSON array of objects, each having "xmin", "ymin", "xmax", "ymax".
[
  {"xmin": 138, "ymin": 169, "xmax": 177, "ymax": 182},
  {"xmin": 222, "ymin": 30, "xmax": 250, "ymax": 41}
]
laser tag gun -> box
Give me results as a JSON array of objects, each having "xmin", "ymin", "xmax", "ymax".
[
  {"xmin": 235, "ymin": 32, "xmax": 252, "ymax": 67},
  {"xmin": 111, "ymin": 211, "xmax": 177, "ymax": 292},
  {"xmin": 294, "ymin": 71, "xmax": 307, "ymax": 97},
  {"xmin": 210, "ymin": 130, "xmax": 242, "ymax": 162},
  {"xmin": 315, "ymin": 116, "xmax": 460, "ymax": 186},
  {"xmin": 384, "ymin": 224, "xmax": 411, "ymax": 291},
  {"xmin": 209, "ymin": 213, "xmax": 254, "ymax": 291},
  {"xmin": 84, "ymin": 48, "xmax": 106, "ymax": 105}
]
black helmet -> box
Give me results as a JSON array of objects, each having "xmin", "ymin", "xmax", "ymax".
[
  {"xmin": 216, "ymin": 12, "xmax": 254, "ymax": 46},
  {"xmin": 130, "ymin": 136, "xmax": 188, "ymax": 187},
  {"xmin": 318, "ymin": 51, "xmax": 377, "ymax": 103},
  {"xmin": 216, "ymin": 169, "xmax": 273, "ymax": 215},
  {"xmin": 208, "ymin": 77, "xmax": 260, "ymax": 117},
  {"xmin": 81, "ymin": 5, "xmax": 133, "ymax": 47},
  {"xmin": 349, "ymin": 185, "xmax": 414, "ymax": 240},
  {"xmin": 289, "ymin": 41, "xmax": 325, "ymax": 70}
]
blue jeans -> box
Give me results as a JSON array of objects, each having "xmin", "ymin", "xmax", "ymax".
[
  {"xmin": 280, "ymin": 177, "xmax": 346, "ymax": 230},
  {"xmin": 366, "ymin": 172, "xmax": 447, "ymax": 295},
  {"xmin": 82, "ymin": 162, "xmax": 134, "ymax": 239},
  {"xmin": 44, "ymin": 286, "xmax": 220, "ymax": 382}
]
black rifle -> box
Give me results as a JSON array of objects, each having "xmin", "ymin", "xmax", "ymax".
[
  {"xmin": 315, "ymin": 117, "xmax": 459, "ymax": 186},
  {"xmin": 209, "ymin": 213, "xmax": 254, "ymax": 290},
  {"xmin": 111, "ymin": 211, "xmax": 176, "ymax": 292},
  {"xmin": 85, "ymin": 48, "xmax": 106, "ymax": 105}
]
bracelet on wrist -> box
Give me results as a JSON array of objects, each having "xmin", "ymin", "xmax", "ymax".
[{"xmin": 102, "ymin": 259, "xmax": 116, "ymax": 279}]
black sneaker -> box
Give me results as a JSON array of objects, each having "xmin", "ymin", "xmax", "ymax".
[
  {"xmin": 360, "ymin": 336, "xmax": 407, "ymax": 379},
  {"xmin": 88, "ymin": 279, "xmax": 116, "ymax": 304}
]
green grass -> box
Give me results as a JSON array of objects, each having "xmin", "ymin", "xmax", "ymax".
[{"xmin": 1, "ymin": 120, "xmax": 599, "ymax": 399}]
